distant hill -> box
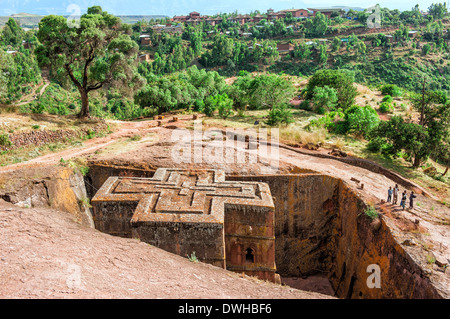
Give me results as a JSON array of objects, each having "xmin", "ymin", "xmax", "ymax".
[
  {"xmin": 10, "ymin": 13, "xmax": 42, "ymax": 17},
  {"xmin": 331, "ymin": 6, "xmax": 366, "ymax": 12},
  {"xmin": 116, "ymin": 15, "xmax": 169, "ymax": 24},
  {"xmin": 0, "ymin": 14, "xmax": 43, "ymax": 28},
  {"xmin": 0, "ymin": 13, "xmax": 168, "ymax": 28}
]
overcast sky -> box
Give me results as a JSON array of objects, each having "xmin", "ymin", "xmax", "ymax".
[{"xmin": 0, "ymin": 0, "xmax": 443, "ymax": 16}]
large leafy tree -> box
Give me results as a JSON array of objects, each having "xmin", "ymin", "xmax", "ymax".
[
  {"xmin": 433, "ymin": 138, "xmax": 449, "ymax": 176},
  {"xmin": 428, "ymin": 3, "xmax": 449, "ymax": 19},
  {"xmin": 371, "ymin": 89, "xmax": 449, "ymax": 168},
  {"xmin": 306, "ymin": 69, "xmax": 358, "ymax": 110},
  {"xmin": 371, "ymin": 116, "xmax": 429, "ymax": 167},
  {"xmin": 305, "ymin": 12, "xmax": 329, "ymax": 37},
  {"xmin": 135, "ymin": 66, "xmax": 226, "ymax": 114},
  {"xmin": 247, "ymin": 74, "xmax": 295, "ymax": 111},
  {"xmin": 35, "ymin": 6, "xmax": 144, "ymax": 118},
  {"xmin": 1, "ymin": 18, "xmax": 25, "ymax": 47},
  {"xmin": 344, "ymin": 105, "xmax": 380, "ymax": 137}
]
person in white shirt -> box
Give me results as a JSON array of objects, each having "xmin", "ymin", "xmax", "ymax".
[{"xmin": 392, "ymin": 184, "xmax": 399, "ymax": 204}]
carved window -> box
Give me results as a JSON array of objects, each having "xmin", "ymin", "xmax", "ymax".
[{"xmin": 245, "ymin": 248, "xmax": 255, "ymax": 263}]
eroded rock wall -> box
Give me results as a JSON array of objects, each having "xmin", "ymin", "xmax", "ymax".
[
  {"xmin": 231, "ymin": 174, "xmax": 443, "ymax": 299},
  {"xmin": 328, "ymin": 181, "xmax": 442, "ymax": 299},
  {"xmin": 0, "ymin": 166, "xmax": 94, "ymax": 227}
]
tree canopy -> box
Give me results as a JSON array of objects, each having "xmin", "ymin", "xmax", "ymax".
[
  {"xmin": 1, "ymin": 18, "xmax": 25, "ymax": 47},
  {"xmin": 35, "ymin": 6, "xmax": 144, "ymax": 118},
  {"xmin": 371, "ymin": 89, "xmax": 449, "ymax": 167},
  {"xmin": 306, "ymin": 69, "xmax": 358, "ymax": 110},
  {"xmin": 428, "ymin": 3, "xmax": 449, "ymax": 19}
]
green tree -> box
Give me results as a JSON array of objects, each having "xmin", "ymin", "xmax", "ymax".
[
  {"xmin": 372, "ymin": 88, "xmax": 449, "ymax": 167},
  {"xmin": 305, "ymin": 12, "xmax": 329, "ymax": 37},
  {"xmin": 306, "ymin": 69, "xmax": 358, "ymax": 110},
  {"xmin": 381, "ymin": 84, "xmax": 402, "ymax": 97},
  {"xmin": 345, "ymin": 105, "xmax": 380, "ymax": 137},
  {"xmin": 135, "ymin": 66, "xmax": 226, "ymax": 114},
  {"xmin": 311, "ymin": 86, "xmax": 338, "ymax": 113},
  {"xmin": 135, "ymin": 85, "xmax": 176, "ymax": 114},
  {"xmin": 35, "ymin": 6, "xmax": 144, "ymax": 118},
  {"xmin": 433, "ymin": 138, "xmax": 449, "ymax": 176},
  {"xmin": 428, "ymin": 3, "xmax": 449, "ymax": 19},
  {"xmin": 331, "ymin": 37, "xmax": 341, "ymax": 52},
  {"xmin": 354, "ymin": 41, "xmax": 367, "ymax": 60},
  {"xmin": 190, "ymin": 32, "xmax": 203, "ymax": 56},
  {"xmin": 0, "ymin": 49, "xmax": 41, "ymax": 103},
  {"xmin": 226, "ymin": 73, "xmax": 253, "ymax": 110},
  {"xmin": 265, "ymin": 104, "xmax": 294, "ymax": 126},
  {"xmin": 422, "ymin": 43, "xmax": 432, "ymax": 55},
  {"xmin": 204, "ymin": 94, "xmax": 234, "ymax": 118},
  {"xmin": 357, "ymin": 11, "xmax": 370, "ymax": 25},
  {"xmin": 371, "ymin": 116, "xmax": 429, "ymax": 167},
  {"xmin": 317, "ymin": 44, "xmax": 328, "ymax": 64},
  {"xmin": 292, "ymin": 42, "xmax": 312, "ymax": 60},
  {"xmin": 1, "ymin": 18, "xmax": 25, "ymax": 47},
  {"xmin": 247, "ymin": 74, "xmax": 295, "ymax": 110},
  {"xmin": 0, "ymin": 51, "xmax": 8, "ymax": 96}
]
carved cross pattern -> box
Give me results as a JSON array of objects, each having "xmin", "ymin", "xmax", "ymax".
[{"xmin": 92, "ymin": 168, "xmax": 274, "ymax": 225}]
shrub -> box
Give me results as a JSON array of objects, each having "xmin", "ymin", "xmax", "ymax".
[
  {"xmin": 187, "ymin": 251, "xmax": 199, "ymax": 263},
  {"xmin": 265, "ymin": 104, "xmax": 294, "ymax": 126},
  {"xmin": 0, "ymin": 133, "xmax": 12, "ymax": 147},
  {"xmin": 308, "ymin": 110, "xmax": 346, "ymax": 133},
  {"xmin": 382, "ymin": 95, "xmax": 393, "ymax": 103},
  {"xmin": 203, "ymin": 102, "xmax": 215, "ymax": 117},
  {"xmin": 379, "ymin": 101, "xmax": 394, "ymax": 113},
  {"xmin": 30, "ymin": 102, "xmax": 45, "ymax": 114},
  {"xmin": 129, "ymin": 134, "xmax": 142, "ymax": 141},
  {"xmin": 380, "ymin": 84, "xmax": 402, "ymax": 97},
  {"xmin": 311, "ymin": 85, "xmax": 338, "ymax": 113},
  {"xmin": 344, "ymin": 105, "xmax": 380, "ymax": 137},
  {"xmin": 47, "ymin": 103, "xmax": 70, "ymax": 115},
  {"xmin": 367, "ymin": 136, "xmax": 386, "ymax": 152},
  {"xmin": 364, "ymin": 206, "xmax": 379, "ymax": 220},
  {"xmin": 193, "ymin": 99, "xmax": 205, "ymax": 112},
  {"xmin": 422, "ymin": 43, "xmax": 431, "ymax": 55},
  {"xmin": 85, "ymin": 129, "xmax": 96, "ymax": 139},
  {"xmin": 217, "ymin": 97, "xmax": 234, "ymax": 119},
  {"xmin": 204, "ymin": 94, "xmax": 233, "ymax": 118}
]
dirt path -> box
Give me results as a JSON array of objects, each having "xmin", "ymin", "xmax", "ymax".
[
  {"xmin": 15, "ymin": 69, "xmax": 51, "ymax": 107},
  {"xmin": 0, "ymin": 119, "xmax": 160, "ymax": 173}
]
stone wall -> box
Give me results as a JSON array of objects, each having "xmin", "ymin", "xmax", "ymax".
[
  {"xmin": 0, "ymin": 122, "xmax": 108, "ymax": 151},
  {"xmin": 93, "ymin": 202, "xmax": 139, "ymax": 238},
  {"xmin": 133, "ymin": 221, "xmax": 226, "ymax": 268},
  {"xmin": 224, "ymin": 205, "xmax": 277, "ymax": 282}
]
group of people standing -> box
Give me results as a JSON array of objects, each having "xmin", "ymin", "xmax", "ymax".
[{"xmin": 387, "ymin": 184, "xmax": 416, "ymax": 210}]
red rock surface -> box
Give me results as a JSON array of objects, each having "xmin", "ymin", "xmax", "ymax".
[{"xmin": 0, "ymin": 200, "xmax": 332, "ymax": 299}]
